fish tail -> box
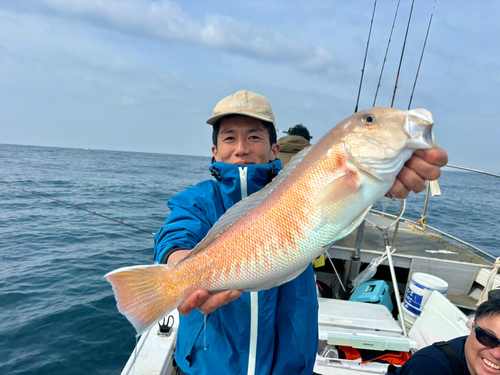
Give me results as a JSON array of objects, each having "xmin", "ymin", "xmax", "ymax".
[{"xmin": 105, "ymin": 264, "xmax": 189, "ymax": 336}]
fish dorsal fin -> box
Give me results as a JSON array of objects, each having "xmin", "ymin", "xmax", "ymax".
[
  {"xmin": 310, "ymin": 169, "xmax": 360, "ymax": 211},
  {"xmin": 280, "ymin": 145, "xmax": 313, "ymax": 178},
  {"xmin": 181, "ymin": 147, "xmax": 313, "ymax": 261}
]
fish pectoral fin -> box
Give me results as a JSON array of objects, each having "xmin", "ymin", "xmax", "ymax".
[
  {"xmin": 322, "ymin": 204, "xmax": 372, "ymax": 248},
  {"xmin": 311, "ymin": 170, "xmax": 360, "ymax": 210}
]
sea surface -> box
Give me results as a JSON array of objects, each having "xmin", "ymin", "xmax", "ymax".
[{"xmin": 1, "ymin": 143, "xmax": 499, "ymax": 374}]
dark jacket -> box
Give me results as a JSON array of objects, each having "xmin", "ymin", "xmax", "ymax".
[{"xmin": 394, "ymin": 336, "xmax": 471, "ymax": 375}]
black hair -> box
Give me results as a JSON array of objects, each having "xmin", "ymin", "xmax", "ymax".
[
  {"xmin": 287, "ymin": 123, "xmax": 311, "ymax": 141},
  {"xmin": 475, "ymin": 298, "xmax": 500, "ymax": 322},
  {"xmin": 212, "ymin": 115, "xmax": 277, "ymax": 148}
]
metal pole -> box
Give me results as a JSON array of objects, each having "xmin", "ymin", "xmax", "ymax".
[
  {"xmin": 347, "ymin": 221, "xmax": 366, "ymax": 290},
  {"xmin": 384, "ymin": 232, "xmax": 408, "ymax": 336}
]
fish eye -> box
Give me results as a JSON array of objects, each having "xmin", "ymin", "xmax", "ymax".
[{"xmin": 362, "ymin": 114, "xmax": 375, "ymax": 125}]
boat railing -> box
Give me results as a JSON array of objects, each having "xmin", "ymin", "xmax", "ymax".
[
  {"xmin": 369, "ymin": 164, "xmax": 500, "ymax": 262},
  {"xmin": 370, "ymin": 208, "xmax": 496, "ymax": 262}
]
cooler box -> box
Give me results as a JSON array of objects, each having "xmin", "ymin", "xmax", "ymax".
[
  {"xmin": 349, "ymin": 280, "xmax": 393, "ymax": 313},
  {"xmin": 315, "ymin": 298, "xmax": 416, "ymax": 374},
  {"xmin": 317, "ymin": 298, "xmax": 416, "ymax": 351}
]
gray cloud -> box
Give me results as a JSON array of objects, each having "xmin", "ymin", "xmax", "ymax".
[{"xmin": 5, "ymin": 0, "xmax": 339, "ymax": 75}]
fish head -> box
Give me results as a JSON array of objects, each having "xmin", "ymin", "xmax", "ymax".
[{"xmin": 341, "ymin": 107, "xmax": 436, "ymax": 181}]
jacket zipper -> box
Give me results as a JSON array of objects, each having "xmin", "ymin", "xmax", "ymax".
[{"xmin": 239, "ymin": 167, "xmax": 258, "ymax": 375}]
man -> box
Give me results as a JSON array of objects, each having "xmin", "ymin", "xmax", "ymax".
[
  {"xmin": 153, "ymin": 90, "xmax": 448, "ymax": 375},
  {"xmin": 392, "ymin": 299, "xmax": 500, "ymax": 374},
  {"xmin": 277, "ymin": 124, "xmax": 313, "ymax": 167}
]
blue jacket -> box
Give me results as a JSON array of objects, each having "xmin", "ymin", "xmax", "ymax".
[{"xmin": 154, "ymin": 161, "xmax": 319, "ymax": 375}]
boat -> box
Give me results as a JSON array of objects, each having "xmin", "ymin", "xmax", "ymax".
[
  {"xmin": 119, "ymin": 171, "xmax": 500, "ymax": 375},
  {"xmin": 117, "ymin": 2, "xmax": 500, "ymax": 372}
]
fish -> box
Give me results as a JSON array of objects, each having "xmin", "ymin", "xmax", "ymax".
[{"xmin": 105, "ymin": 107, "xmax": 436, "ymax": 335}]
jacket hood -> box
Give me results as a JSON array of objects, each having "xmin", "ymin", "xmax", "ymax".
[{"xmin": 209, "ymin": 160, "xmax": 282, "ymax": 210}]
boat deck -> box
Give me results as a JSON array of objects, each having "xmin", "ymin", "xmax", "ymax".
[
  {"xmin": 333, "ymin": 219, "xmax": 491, "ymax": 266},
  {"xmin": 446, "ymin": 293, "xmax": 480, "ymax": 311},
  {"xmin": 325, "ymin": 214, "xmax": 493, "ymax": 309}
]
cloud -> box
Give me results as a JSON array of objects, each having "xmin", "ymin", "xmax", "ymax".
[{"xmin": 6, "ymin": 0, "xmax": 340, "ymax": 76}]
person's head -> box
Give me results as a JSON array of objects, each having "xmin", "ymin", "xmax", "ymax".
[
  {"xmin": 287, "ymin": 124, "xmax": 312, "ymax": 142},
  {"xmin": 207, "ymin": 90, "xmax": 279, "ymax": 165},
  {"xmin": 464, "ymin": 299, "xmax": 500, "ymax": 374}
]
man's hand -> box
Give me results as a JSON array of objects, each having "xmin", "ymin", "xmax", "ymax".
[
  {"xmin": 177, "ymin": 289, "xmax": 243, "ymax": 316},
  {"xmin": 387, "ymin": 147, "xmax": 448, "ymax": 199},
  {"xmin": 167, "ymin": 249, "xmax": 243, "ymax": 316}
]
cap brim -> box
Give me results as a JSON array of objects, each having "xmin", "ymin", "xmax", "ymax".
[{"xmin": 206, "ymin": 112, "xmax": 276, "ymax": 129}]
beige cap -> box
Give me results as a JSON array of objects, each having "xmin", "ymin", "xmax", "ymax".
[{"xmin": 206, "ymin": 90, "xmax": 276, "ymax": 129}]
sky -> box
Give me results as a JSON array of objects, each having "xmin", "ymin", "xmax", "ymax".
[{"xmin": 1, "ymin": 0, "xmax": 499, "ymax": 173}]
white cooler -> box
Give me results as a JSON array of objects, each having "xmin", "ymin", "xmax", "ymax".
[{"xmin": 314, "ymin": 298, "xmax": 417, "ymax": 374}]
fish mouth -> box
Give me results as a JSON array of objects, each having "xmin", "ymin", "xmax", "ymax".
[{"xmin": 405, "ymin": 108, "xmax": 437, "ymax": 149}]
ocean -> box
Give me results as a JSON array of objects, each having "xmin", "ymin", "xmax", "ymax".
[{"xmin": 1, "ymin": 143, "xmax": 499, "ymax": 374}]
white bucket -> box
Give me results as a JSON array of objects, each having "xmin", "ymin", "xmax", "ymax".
[
  {"xmin": 402, "ymin": 312, "xmax": 416, "ymax": 331},
  {"xmin": 402, "ymin": 273, "xmax": 448, "ymax": 328}
]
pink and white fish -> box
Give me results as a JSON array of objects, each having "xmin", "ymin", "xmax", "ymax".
[{"xmin": 105, "ymin": 107, "xmax": 436, "ymax": 335}]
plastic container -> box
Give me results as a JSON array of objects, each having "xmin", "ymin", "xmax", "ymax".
[
  {"xmin": 349, "ymin": 280, "xmax": 393, "ymax": 313},
  {"xmin": 402, "ymin": 273, "xmax": 448, "ymax": 327},
  {"xmin": 318, "ymin": 297, "xmax": 402, "ymax": 333},
  {"xmin": 318, "ymin": 298, "xmax": 418, "ymax": 352}
]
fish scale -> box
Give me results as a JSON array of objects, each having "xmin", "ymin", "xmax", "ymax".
[{"xmin": 105, "ymin": 107, "xmax": 436, "ymax": 335}]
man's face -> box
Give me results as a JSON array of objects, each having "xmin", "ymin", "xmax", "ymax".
[
  {"xmin": 212, "ymin": 116, "xmax": 280, "ymax": 165},
  {"xmin": 465, "ymin": 314, "xmax": 500, "ymax": 375}
]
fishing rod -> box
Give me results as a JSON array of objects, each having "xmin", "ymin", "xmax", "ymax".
[
  {"xmin": 408, "ymin": 0, "xmax": 437, "ymax": 109},
  {"xmin": 393, "ymin": 0, "xmax": 438, "ymax": 248},
  {"xmin": 373, "ymin": 0, "xmax": 401, "ymax": 107},
  {"xmin": 348, "ymin": 0, "xmax": 379, "ymax": 291},
  {"xmin": 350, "ymin": 0, "xmax": 406, "ymax": 292},
  {"xmin": 390, "ymin": 0, "xmax": 415, "ymax": 108},
  {"xmin": 384, "ymin": 0, "xmax": 420, "ymax": 326},
  {"xmin": 350, "ymin": 1, "xmax": 437, "ymax": 317},
  {"xmin": 0, "ymin": 183, "xmax": 155, "ymax": 236},
  {"xmin": 374, "ymin": 0, "xmax": 422, "ymax": 250},
  {"xmin": 446, "ymin": 165, "xmax": 500, "ymax": 179},
  {"xmin": 354, "ymin": 0, "xmax": 377, "ymax": 113}
]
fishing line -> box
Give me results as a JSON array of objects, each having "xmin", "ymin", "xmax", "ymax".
[
  {"xmin": 354, "ymin": 0, "xmax": 378, "ymax": 113},
  {"xmin": 0, "ymin": 183, "xmax": 155, "ymax": 235},
  {"xmin": 373, "ymin": 0, "xmax": 401, "ymax": 107},
  {"xmin": 407, "ymin": 0, "xmax": 437, "ymax": 110},
  {"xmin": 325, "ymin": 252, "xmax": 347, "ymax": 293},
  {"xmin": 390, "ymin": 0, "xmax": 415, "ymax": 108},
  {"xmin": 364, "ymin": 198, "xmax": 408, "ymax": 336}
]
